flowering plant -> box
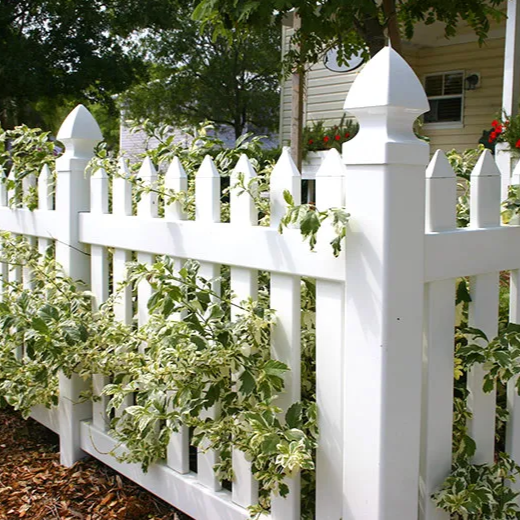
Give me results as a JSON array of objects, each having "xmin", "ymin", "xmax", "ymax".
[
  {"xmin": 486, "ymin": 113, "xmax": 520, "ymax": 153},
  {"xmin": 302, "ymin": 117, "xmax": 358, "ymax": 157}
]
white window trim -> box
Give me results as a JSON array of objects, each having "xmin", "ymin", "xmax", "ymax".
[{"xmin": 423, "ymin": 70, "xmax": 465, "ymax": 129}]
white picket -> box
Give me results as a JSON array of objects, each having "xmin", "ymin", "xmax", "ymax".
[
  {"xmin": 112, "ymin": 158, "xmax": 133, "ymax": 325},
  {"xmin": 230, "ymin": 154, "xmax": 259, "ymax": 508},
  {"xmin": 7, "ymin": 167, "xmax": 21, "ymax": 291},
  {"xmin": 467, "ymin": 150, "xmax": 501, "ymax": 465},
  {"xmin": 37, "ymin": 164, "xmax": 53, "ymax": 258},
  {"xmin": 164, "ymin": 157, "xmax": 190, "ymax": 475},
  {"xmin": 112, "ymin": 159, "xmax": 134, "ymax": 416},
  {"xmin": 195, "ymin": 155, "xmax": 222, "ymax": 492},
  {"xmin": 269, "ymin": 148, "xmax": 301, "ymax": 520},
  {"xmin": 508, "ymin": 161, "xmax": 520, "ymax": 496},
  {"xmin": 0, "ymin": 166, "xmax": 7, "ymax": 298},
  {"xmin": 22, "ymin": 173, "xmax": 36, "ymax": 290},
  {"xmin": 420, "ymin": 151, "xmax": 457, "ymax": 520},
  {"xmin": 91, "ymin": 167, "xmax": 110, "ymax": 431},
  {"xmin": 136, "ymin": 157, "xmax": 158, "ymax": 347},
  {"xmin": 508, "ymin": 269, "xmax": 520, "ymax": 497},
  {"xmin": 314, "ymin": 149, "xmax": 345, "ymax": 520}
]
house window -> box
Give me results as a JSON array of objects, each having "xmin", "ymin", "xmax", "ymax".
[{"xmin": 423, "ymin": 72, "xmax": 464, "ymax": 125}]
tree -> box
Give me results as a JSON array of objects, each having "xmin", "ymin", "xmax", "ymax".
[
  {"xmin": 193, "ymin": 0, "xmax": 505, "ymax": 165},
  {"xmin": 121, "ymin": 9, "xmax": 281, "ymax": 139}
]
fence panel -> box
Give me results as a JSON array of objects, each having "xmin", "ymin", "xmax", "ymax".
[
  {"xmin": 269, "ymin": 149, "xmax": 302, "ymax": 520},
  {"xmin": 230, "ymin": 154, "xmax": 259, "ymax": 508},
  {"xmin": 195, "ymin": 155, "xmax": 223, "ymax": 492},
  {"xmin": 164, "ymin": 157, "xmax": 191, "ymax": 476},
  {"xmin": 420, "ymin": 151, "xmax": 457, "ymax": 520},
  {"xmin": 315, "ymin": 149, "xmax": 346, "ymax": 520},
  {"xmin": 91, "ymin": 167, "xmax": 110, "ymax": 432},
  {"xmin": 467, "ymin": 151, "xmax": 501, "ymax": 465}
]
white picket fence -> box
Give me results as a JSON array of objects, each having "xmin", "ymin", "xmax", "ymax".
[{"xmin": 2, "ymin": 46, "xmax": 520, "ymax": 520}]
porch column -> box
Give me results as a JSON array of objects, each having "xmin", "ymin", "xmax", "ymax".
[{"xmin": 497, "ymin": 0, "xmax": 520, "ymax": 198}]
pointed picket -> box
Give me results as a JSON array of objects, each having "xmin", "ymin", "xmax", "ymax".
[
  {"xmin": 137, "ymin": 158, "xmax": 158, "ymax": 350},
  {"xmin": 0, "ymin": 167, "xmax": 7, "ymax": 299},
  {"xmin": 37, "ymin": 165, "xmax": 53, "ymax": 258},
  {"xmin": 511, "ymin": 160, "xmax": 520, "ymax": 188},
  {"xmin": 112, "ymin": 159, "xmax": 134, "ymax": 417},
  {"xmin": 195, "ymin": 155, "xmax": 222, "ymax": 492},
  {"xmin": 112, "ymin": 158, "xmax": 133, "ymax": 325},
  {"xmin": 90, "ymin": 168, "xmax": 110, "ymax": 431},
  {"xmin": 164, "ymin": 156, "xmax": 190, "ymax": 475},
  {"xmin": 230, "ymin": 154, "xmax": 259, "ymax": 508},
  {"xmin": 269, "ymin": 148, "xmax": 301, "ymax": 520},
  {"xmin": 230, "ymin": 154, "xmax": 257, "ymax": 226},
  {"xmin": 7, "ymin": 167, "xmax": 21, "ymax": 290},
  {"xmin": 420, "ymin": 151, "xmax": 457, "ymax": 520},
  {"xmin": 196, "ymin": 155, "xmax": 220, "ymax": 222},
  {"xmin": 508, "ymin": 271, "xmax": 520, "ymax": 499},
  {"xmin": 7, "ymin": 167, "xmax": 18, "ymax": 208},
  {"xmin": 467, "ymin": 150, "xmax": 501, "ymax": 465},
  {"xmin": 508, "ymin": 158, "xmax": 520, "ymax": 496},
  {"xmin": 314, "ymin": 149, "xmax": 345, "ymax": 520},
  {"xmin": 22, "ymin": 172, "xmax": 37, "ymax": 290},
  {"xmin": 270, "ymin": 148, "xmax": 301, "ymax": 228},
  {"xmin": 164, "ymin": 157, "xmax": 187, "ymax": 221},
  {"xmin": 0, "ymin": 165, "xmax": 7, "ymax": 207}
]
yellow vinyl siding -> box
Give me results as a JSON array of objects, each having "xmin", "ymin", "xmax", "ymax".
[{"xmin": 417, "ymin": 38, "xmax": 504, "ymax": 152}]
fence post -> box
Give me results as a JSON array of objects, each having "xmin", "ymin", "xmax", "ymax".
[
  {"xmin": 55, "ymin": 104, "xmax": 102, "ymax": 466},
  {"xmin": 342, "ymin": 47, "xmax": 430, "ymax": 519}
]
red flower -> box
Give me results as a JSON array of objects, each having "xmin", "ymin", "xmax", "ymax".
[
  {"xmin": 489, "ymin": 137, "xmax": 494, "ymax": 143},
  {"xmin": 308, "ymin": 139, "xmax": 313, "ymax": 145},
  {"xmin": 345, "ymin": 132, "xmax": 350, "ymax": 138},
  {"xmin": 496, "ymin": 124, "xmax": 503, "ymax": 133},
  {"xmin": 490, "ymin": 130, "xmax": 497, "ymax": 140},
  {"xmin": 505, "ymin": 120, "xmax": 510, "ymax": 126},
  {"xmin": 323, "ymin": 136, "xmax": 330, "ymax": 143},
  {"xmin": 334, "ymin": 134, "xmax": 341, "ymax": 141},
  {"xmin": 516, "ymin": 139, "xmax": 520, "ymax": 148},
  {"xmin": 492, "ymin": 119, "xmax": 500, "ymax": 128}
]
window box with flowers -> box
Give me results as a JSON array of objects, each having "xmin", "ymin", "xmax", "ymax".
[
  {"xmin": 301, "ymin": 118, "xmax": 358, "ymax": 180},
  {"xmin": 485, "ymin": 115, "xmax": 520, "ymax": 189}
]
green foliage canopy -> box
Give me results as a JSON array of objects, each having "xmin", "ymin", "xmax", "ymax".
[
  {"xmin": 193, "ymin": 0, "xmax": 505, "ymax": 66},
  {"xmin": 0, "ymin": 0, "xmax": 182, "ymax": 129}
]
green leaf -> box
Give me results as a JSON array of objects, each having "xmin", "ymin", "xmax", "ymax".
[
  {"xmin": 239, "ymin": 369, "xmax": 256, "ymax": 395},
  {"xmin": 264, "ymin": 360, "xmax": 289, "ymax": 378},
  {"xmin": 261, "ymin": 433, "xmax": 280, "ymax": 455},
  {"xmin": 31, "ymin": 317, "xmax": 49, "ymax": 334},
  {"xmin": 283, "ymin": 190, "xmax": 294, "ymax": 206},
  {"xmin": 285, "ymin": 402, "xmax": 302, "ymax": 429}
]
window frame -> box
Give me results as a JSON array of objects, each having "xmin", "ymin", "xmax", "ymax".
[{"xmin": 423, "ymin": 70, "xmax": 465, "ymax": 130}]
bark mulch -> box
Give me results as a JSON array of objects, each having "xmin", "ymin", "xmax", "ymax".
[{"xmin": 0, "ymin": 406, "xmax": 193, "ymax": 520}]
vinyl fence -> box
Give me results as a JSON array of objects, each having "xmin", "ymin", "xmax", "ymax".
[{"xmin": 1, "ymin": 47, "xmax": 519, "ymax": 520}]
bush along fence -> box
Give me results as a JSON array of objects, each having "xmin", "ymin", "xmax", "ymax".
[{"xmin": 4, "ymin": 46, "xmax": 520, "ymax": 520}]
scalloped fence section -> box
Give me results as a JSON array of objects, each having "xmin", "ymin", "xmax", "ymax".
[{"xmin": 3, "ymin": 47, "xmax": 520, "ymax": 520}]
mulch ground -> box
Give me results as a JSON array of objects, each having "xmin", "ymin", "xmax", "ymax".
[{"xmin": 0, "ymin": 407, "xmax": 193, "ymax": 520}]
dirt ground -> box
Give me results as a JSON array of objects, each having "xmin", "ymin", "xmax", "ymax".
[{"xmin": 0, "ymin": 407, "xmax": 193, "ymax": 520}]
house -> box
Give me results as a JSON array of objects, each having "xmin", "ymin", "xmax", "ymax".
[{"xmin": 280, "ymin": 0, "xmax": 520, "ymax": 196}]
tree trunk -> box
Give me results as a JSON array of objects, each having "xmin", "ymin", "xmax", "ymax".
[
  {"xmin": 362, "ymin": 15, "xmax": 387, "ymax": 57},
  {"xmin": 382, "ymin": 0, "xmax": 402, "ymax": 55}
]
